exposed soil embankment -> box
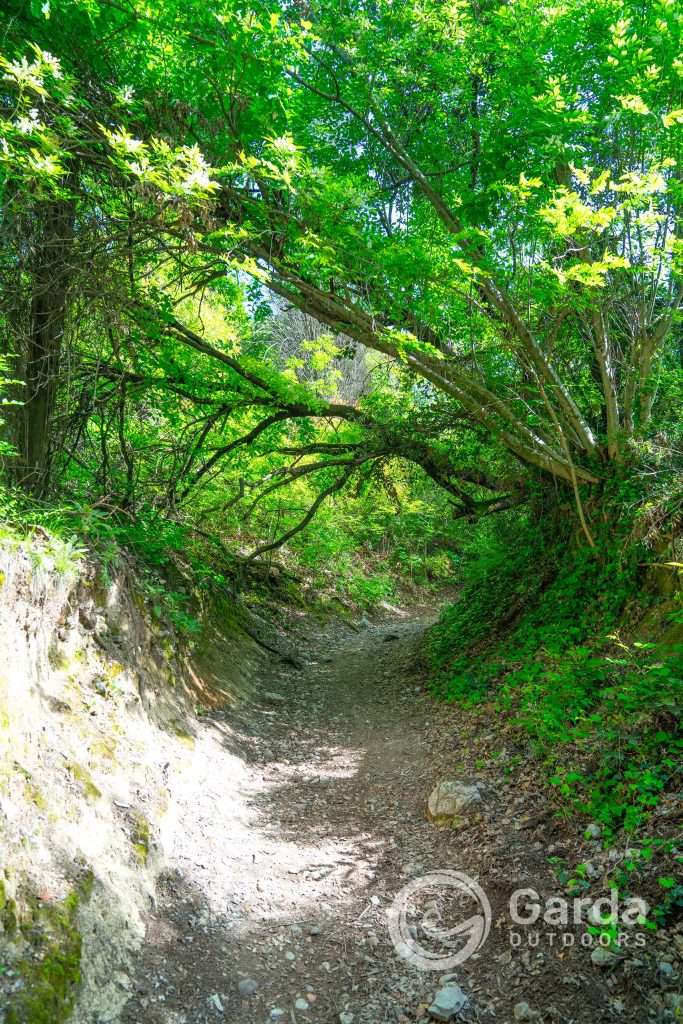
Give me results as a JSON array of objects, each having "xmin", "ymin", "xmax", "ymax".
[{"xmin": 0, "ymin": 542, "xmax": 268, "ymax": 1024}]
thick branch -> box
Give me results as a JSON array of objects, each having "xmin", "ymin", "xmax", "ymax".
[{"xmin": 245, "ymin": 464, "xmax": 356, "ymax": 563}]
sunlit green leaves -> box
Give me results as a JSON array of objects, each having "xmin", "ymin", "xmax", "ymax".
[
  {"xmin": 541, "ymin": 190, "xmax": 618, "ymax": 236},
  {"xmin": 102, "ymin": 126, "xmax": 218, "ymax": 199}
]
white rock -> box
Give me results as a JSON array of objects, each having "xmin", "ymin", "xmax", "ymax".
[
  {"xmin": 658, "ymin": 960, "xmax": 675, "ymax": 979},
  {"xmin": 295, "ymin": 998, "xmax": 309, "ymax": 1011},
  {"xmin": 513, "ymin": 1002, "xmax": 541, "ymax": 1021},
  {"xmin": 339, "ymin": 1013, "xmax": 354, "ymax": 1024},
  {"xmin": 237, "ymin": 978, "xmax": 258, "ymax": 997},
  {"xmin": 427, "ymin": 780, "xmax": 481, "ymax": 821},
  {"xmin": 428, "ymin": 983, "xmax": 469, "ymax": 1020},
  {"xmin": 584, "ymin": 823, "xmax": 602, "ymax": 840},
  {"xmin": 208, "ymin": 992, "xmax": 224, "ymax": 1012}
]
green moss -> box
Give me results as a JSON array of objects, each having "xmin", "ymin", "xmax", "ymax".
[
  {"xmin": 10, "ymin": 766, "xmax": 47, "ymax": 812},
  {"xmin": 89, "ymin": 736, "xmax": 117, "ymax": 761},
  {"xmin": 170, "ymin": 722, "xmax": 195, "ymax": 747},
  {"xmin": 0, "ymin": 878, "xmax": 18, "ymax": 937},
  {"xmin": 4, "ymin": 873, "xmax": 93, "ymax": 1024},
  {"xmin": 26, "ymin": 781, "xmax": 47, "ymax": 811},
  {"xmin": 131, "ymin": 843, "xmax": 147, "ymax": 864},
  {"xmin": 48, "ymin": 643, "xmax": 70, "ymax": 671},
  {"xmin": 76, "ymin": 871, "xmax": 94, "ymax": 903},
  {"xmin": 65, "ymin": 761, "xmax": 102, "ymax": 802},
  {"xmin": 130, "ymin": 811, "xmax": 151, "ymax": 865}
]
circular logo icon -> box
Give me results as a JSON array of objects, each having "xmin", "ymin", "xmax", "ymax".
[{"xmin": 387, "ymin": 870, "xmax": 491, "ymax": 971}]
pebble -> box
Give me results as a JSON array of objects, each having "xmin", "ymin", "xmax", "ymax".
[
  {"xmin": 591, "ymin": 946, "xmax": 619, "ymax": 966},
  {"xmin": 427, "ymin": 779, "xmax": 482, "ymax": 820},
  {"xmin": 339, "ymin": 1013, "xmax": 354, "ymax": 1024},
  {"xmin": 584, "ymin": 823, "xmax": 602, "ymax": 840},
  {"xmin": 237, "ymin": 978, "xmax": 258, "ymax": 997},
  {"xmin": 285, "ymin": 950, "xmax": 296, "ymax": 961},
  {"xmin": 208, "ymin": 992, "xmax": 224, "ymax": 1012},
  {"xmin": 271, "ymin": 1010, "xmax": 286, "ymax": 1020},
  {"xmin": 427, "ymin": 983, "xmax": 468, "ymax": 1020},
  {"xmin": 295, "ymin": 998, "xmax": 310, "ymax": 1011},
  {"xmin": 658, "ymin": 961, "xmax": 675, "ymax": 980},
  {"xmin": 513, "ymin": 1003, "xmax": 541, "ymax": 1022}
]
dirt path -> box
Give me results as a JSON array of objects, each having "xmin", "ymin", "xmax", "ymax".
[{"xmin": 120, "ymin": 614, "xmax": 661, "ymax": 1024}]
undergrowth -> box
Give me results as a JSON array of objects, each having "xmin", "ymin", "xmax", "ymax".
[
  {"xmin": 0, "ymin": 482, "xmax": 439, "ymax": 637},
  {"xmin": 428, "ymin": 511, "xmax": 683, "ymax": 839}
]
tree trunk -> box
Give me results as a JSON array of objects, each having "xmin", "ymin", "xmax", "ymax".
[{"xmin": 20, "ymin": 198, "xmax": 75, "ymax": 496}]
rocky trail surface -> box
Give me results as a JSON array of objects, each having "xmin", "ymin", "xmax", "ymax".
[{"xmin": 120, "ymin": 612, "xmax": 681, "ymax": 1024}]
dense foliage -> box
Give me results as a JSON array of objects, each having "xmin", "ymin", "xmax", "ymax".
[{"xmin": 429, "ymin": 508, "xmax": 682, "ymax": 836}]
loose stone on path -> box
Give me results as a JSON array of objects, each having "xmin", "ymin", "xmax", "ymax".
[{"xmin": 427, "ymin": 983, "xmax": 469, "ymax": 1020}]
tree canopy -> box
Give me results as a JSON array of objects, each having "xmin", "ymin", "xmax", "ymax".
[{"xmin": 1, "ymin": 0, "xmax": 682, "ymax": 555}]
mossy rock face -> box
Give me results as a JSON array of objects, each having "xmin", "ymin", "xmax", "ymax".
[{"xmin": 3, "ymin": 873, "xmax": 93, "ymax": 1024}]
